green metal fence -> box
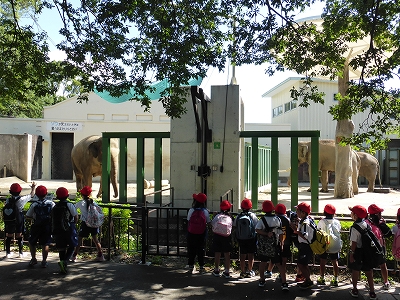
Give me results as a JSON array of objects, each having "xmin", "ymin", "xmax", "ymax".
[{"xmin": 244, "ymin": 143, "xmax": 271, "ymax": 192}]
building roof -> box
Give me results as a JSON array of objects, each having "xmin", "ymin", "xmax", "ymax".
[
  {"xmin": 94, "ymin": 77, "xmax": 203, "ymax": 103},
  {"xmin": 262, "ymin": 77, "xmax": 336, "ymax": 98}
]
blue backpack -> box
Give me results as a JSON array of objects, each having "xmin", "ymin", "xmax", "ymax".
[
  {"xmin": 34, "ymin": 201, "xmax": 53, "ymax": 226},
  {"xmin": 235, "ymin": 212, "xmax": 256, "ymax": 240}
]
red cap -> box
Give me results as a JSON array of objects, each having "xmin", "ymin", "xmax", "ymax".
[
  {"xmin": 9, "ymin": 183, "xmax": 22, "ymax": 193},
  {"xmin": 192, "ymin": 193, "xmax": 207, "ymax": 203},
  {"xmin": 275, "ymin": 203, "xmax": 286, "ymax": 215},
  {"xmin": 262, "ymin": 200, "xmax": 275, "ymax": 213},
  {"xmin": 368, "ymin": 204, "xmax": 384, "ymax": 215},
  {"xmin": 80, "ymin": 186, "xmax": 92, "ymax": 196},
  {"xmin": 324, "ymin": 204, "xmax": 336, "ymax": 215},
  {"xmin": 35, "ymin": 185, "xmax": 48, "ymax": 197},
  {"xmin": 56, "ymin": 187, "xmax": 69, "ymax": 199},
  {"xmin": 295, "ymin": 202, "xmax": 311, "ymax": 214},
  {"xmin": 241, "ymin": 198, "xmax": 252, "ymax": 210},
  {"xmin": 349, "ymin": 205, "xmax": 367, "ymax": 219},
  {"xmin": 220, "ymin": 200, "xmax": 232, "ymax": 211},
  {"xmin": 397, "ymin": 208, "xmax": 400, "ymax": 216}
]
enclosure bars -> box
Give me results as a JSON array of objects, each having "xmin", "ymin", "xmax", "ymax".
[
  {"xmin": 239, "ymin": 131, "xmax": 320, "ymax": 211},
  {"xmin": 101, "ymin": 132, "xmax": 170, "ymax": 203}
]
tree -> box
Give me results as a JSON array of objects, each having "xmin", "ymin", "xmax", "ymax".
[{"xmin": 0, "ymin": 0, "xmax": 90, "ymax": 118}]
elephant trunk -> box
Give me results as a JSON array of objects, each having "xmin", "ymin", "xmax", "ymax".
[{"xmin": 110, "ymin": 154, "xmax": 119, "ymax": 198}]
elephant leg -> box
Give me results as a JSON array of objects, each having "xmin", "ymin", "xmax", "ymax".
[
  {"xmin": 320, "ymin": 171, "xmax": 329, "ymax": 192},
  {"xmin": 367, "ymin": 177, "xmax": 375, "ymax": 192},
  {"xmin": 97, "ymin": 177, "xmax": 102, "ymax": 198},
  {"xmin": 352, "ymin": 173, "xmax": 359, "ymax": 195}
]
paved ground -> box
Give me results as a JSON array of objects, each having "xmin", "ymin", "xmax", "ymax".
[{"xmin": 0, "ymin": 251, "xmax": 400, "ymax": 300}]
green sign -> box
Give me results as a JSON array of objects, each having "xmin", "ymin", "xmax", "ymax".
[{"xmin": 214, "ymin": 142, "xmax": 221, "ymax": 149}]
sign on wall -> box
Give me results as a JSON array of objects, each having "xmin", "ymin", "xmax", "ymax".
[{"xmin": 47, "ymin": 122, "xmax": 82, "ymax": 132}]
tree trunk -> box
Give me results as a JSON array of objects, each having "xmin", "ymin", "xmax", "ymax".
[{"xmin": 334, "ymin": 61, "xmax": 355, "ymax": 198}]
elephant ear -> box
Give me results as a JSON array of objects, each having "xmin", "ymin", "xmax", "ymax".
[{"xmin": 89, "ymin": 141, "xmax": 101, "ymax": 158}]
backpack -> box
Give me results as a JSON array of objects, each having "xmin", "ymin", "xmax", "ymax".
[
  {"xmin": 308, "ymin": 217, "xmax": 329, "ymax": 255},
  {"xmin": 321, "ymin": 219, "xmax": 343, "ymax": 253},
  {"xmin": 3, "ymin": 196, "xmax": 21, "ymax": 226},
  {"xmin": 187, "ymin": 208, "xmax": 207, "ymax": 234},
  {"xmin": 212, "ymin": 213, "xmax": 233, "ymax": 237},
  {"xmin": 392, "ymin": 225, "xmax": 400, "ymax": 259},
  {"xmin": 51, "ymin": 201, "xmax": 71, "ymax": 234},
  {"xmin": 366, "ymin": 219, "xmax": 384, "ymax": 246},
  {"xmin": 352, "ymin": 223, "xmax": 384, "ymax": 268},
  {"xmin": 235, "ymin": 212, "xmax": 256, "ymax": 240},
  {"xmin": 257, "ymin": 217, "xmax": 277, "ymax": 257},
  {"xmin": 33, "ymin": 200, "xmax": 53, "ymax": 226},
  {"xmin": 85, "ymin": 203, "xmax": 105, "ymax": 228}
]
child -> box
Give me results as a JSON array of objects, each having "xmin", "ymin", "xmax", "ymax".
[
  {"xmin": 26, "ymin": 185, "xmax": 54, "ymax": 267},
  {"xmin": 233, "ymin": 198, "xmax": 258, "ymax": 278},
  {"xmin": 52, "ymin": 187, "xmax": 78, "ymax": 274},
  {"xmin": 186, "ymin": 192, "xmax": 210, "ymax": 273},
  {"xmin": 348, "ymin": 205, "xmax": 376, "ymax": 299},
  {"xmin": 4, "ymin": 182, "xmax": 36, "ymax": 258},
  {"xmin": 265, "ymin": 203, "xmax": 291, "ymax": 290},
  {"xmin": 316, "ymin": 204, "xmax": 342, "ymax": 286},
  {"xmin": 366, "ymin": 204, "xmax": 391, "ymax": 290},
  {"xmin": 256, "ymin": 200, "xmax": 285, "ymax": 289},
  {"xmin": 72, "ymin": 186, "xmax": 105, "ymax": 262},
  {"xmin": 212, "ymin": 200, "xmax": 233, "ymax": 278},
  {"xmin": 292, "ymin": 202, "xmax": 314, "ymax": 289}
]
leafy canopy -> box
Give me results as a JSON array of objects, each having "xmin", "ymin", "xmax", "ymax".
[{"xmin": 1, "ymin": 0, "xmax": 399, "ymax": 149}]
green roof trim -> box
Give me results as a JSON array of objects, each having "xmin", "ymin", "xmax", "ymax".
[{"xmin": 94, "ymin": 77, "xmax": 203, "ymax": 104}]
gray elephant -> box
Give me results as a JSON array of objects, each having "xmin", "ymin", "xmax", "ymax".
[
  {"xmin": 71, "ymin": 135, "xmax": 119, "ymax": 198},
  {"xmin": 357, "ymin": 152, "xmax": 381, "ymax": 192},
  {"xmin": 296, "ymin": 139, "xmax": 360, "ymax": 194}
]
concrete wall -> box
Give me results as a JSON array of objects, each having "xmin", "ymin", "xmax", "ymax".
[
  {"xmin": 170, "ymin": 85, "xmax": 243, "ymax": 212},
  {"xmin": 0, "ymin": 134, "xmax": 38, "ymax": 182}
]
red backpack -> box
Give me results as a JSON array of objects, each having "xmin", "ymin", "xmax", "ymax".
[{"xmin": 188, "ymin": 208, "xmax": 207, "ymax": 234}]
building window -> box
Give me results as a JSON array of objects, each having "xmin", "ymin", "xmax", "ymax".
[
  {"xmin": 273, "ymin": 105, "xmax": 283, "ymax": 118},
  {"xmin": 284, "ymin": 100, "xmax": 297, "ymax": 112}
]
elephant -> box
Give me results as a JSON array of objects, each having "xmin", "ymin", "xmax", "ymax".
[
  {"xmin": 295, "ymin": 139, "xmax": 360, "ymax": 194},
  {"xmin": 71, "ymin": 135, "xmax": 119, "ymax": 198},
  {"xmin": 357, "ymin": 152, "xmax": 381, "ymax": 192}
]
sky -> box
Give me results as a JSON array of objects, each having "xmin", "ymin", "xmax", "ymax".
[{"xmin": 23, "ymin": 3, "xmax": 325, "ymax": 124}]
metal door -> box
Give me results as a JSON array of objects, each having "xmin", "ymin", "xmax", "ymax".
[{"xmin": 51, "ymin": 133, "xmax": 74, "ymax": 179}]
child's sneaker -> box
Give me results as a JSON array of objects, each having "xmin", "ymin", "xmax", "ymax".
[
  {"xmin": 70, "ymin": 254, "xmax": 77, "ymax": 262},
  {"xmin": 212, "ymin": 269, "xmax": 221, "ymax": 277},
  {"xmin": 299, "ymin": 279, "xmax": 313, "ymax": 290},
  {"xmin": 248, "ymin": 270, "xmax": 255, "ymax": 277},
  {"xmin": 6, "ymin": 252, "xmax": 13, "ymax": 259},
  {"xmin": 369, "ymin": 292, "xmax": 377, "ymax": 299},
  {"xmin": 264, "ymin": 271, "xmax": 272, "ymax": 278},
  {"xmin": 96, "ymin": 254, "xmax": 105, "ymax": 262},
  {"xmin": 222, "ymin": 272, "xmax": 231, "ymax": 279},
  {"xmin": 29, "ymin": 258, "xmax": 37, "ymax": 267},
  {"xmin": 199, "ymin": 266, "xmax": 205, "ymax": 274},
  {"xmin": 41, "ymin": 261, "xmax": 48, "ymax": 268},
  {"xmin": 258, "ymin": 279, "xmax": 266, "ymax": 287},
  {"xmin": 295, "ymin": 274, "xmax": 306, "ymax": 282},
  {"xmin": 349, "ymin": 288, "xmax": 359, "ymax": 298},
  {"xmin": 281, "ymin": 282, "xmax": 289, "ymax": 291},
  {"xmin": 383, "ymin": 282, "xmax": 390, "ymax": 290},
  {"xmin": 330, "ymin": 279, "xmax": 338, "ymax": 287},
  {"xmin": 317, "ymin": 277, "xmax": 326, "ymax": 285},
  {"xmin": 17, "ymin": 252, "xmax": 24, "ymax": 258}
]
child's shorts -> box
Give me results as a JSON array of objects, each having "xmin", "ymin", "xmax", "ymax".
[
  {"xmin": 78, "ymin": 222, "xmax": 100, "ymax": 238},
  {"xmin": 237, "ymin": 238, "xmax": 256, "ymax": 254},
  {"xmin": 318, "ymin": 252, "xmax": 339, "ymax": 260},
  {"xmin": 29, "ymin": 224, "xmax": 52, "ymax": 246},
  {"xmin": 212, "ymin": 233, "xmax": 232, "ymax": 253},
  {"xmin": 297, "ymin": 243, "xmax": 313, "ymax": 265}
]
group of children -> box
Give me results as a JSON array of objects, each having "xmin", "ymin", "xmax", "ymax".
[
  {"xmin": 186, "ymin": 192, "xmax": 397, "ymax": 298},
  {"xmin": 3, "ymin": 182, "xmax": 105, "ymax": 274}
]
